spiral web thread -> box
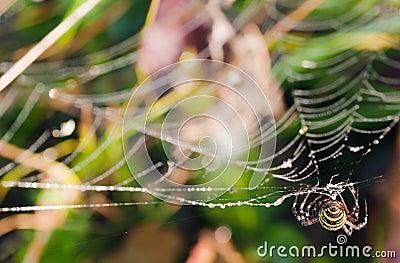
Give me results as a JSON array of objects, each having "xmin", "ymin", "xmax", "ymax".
[{"xmin": 0, "ymin": 0, "xmax": 399, "ymax": 213}]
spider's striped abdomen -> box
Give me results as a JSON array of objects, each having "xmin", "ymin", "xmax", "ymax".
[{"xmin": 319, "ymin": 201, "xmax": 347, "ymax": 231}]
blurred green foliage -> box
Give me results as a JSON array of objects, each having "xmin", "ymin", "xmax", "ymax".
[{"xmin": 0, "ymin": 0, "xmax": 399, "ymax": 263}]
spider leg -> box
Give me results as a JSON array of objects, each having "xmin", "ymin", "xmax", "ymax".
[
  {"xmin": 292, "ymin": 190, "xmax": 309, "ymax": 221},
  {"xmin": 346, "ymin": 187, "xmax": 360, "ymax": 222},
  {"xmin": 311, "ymin": 197, "xmax": 329, "ymax": 216},
  {"xmin": 292, "ymin": 193, "xmax": 302, "ymax": 221},
  {"xmin": 343, "ymin": 223, "xmax": 353, "ymax": 236},
  {"xmin": 293, "ymin": 190, "xmax": 319, "ymax": 226},
  {"xmin": 303, "ymin": 195, "xmax": 331, "ymax": 227},
  {"xmin": 300, "ymin": 192, "xmax": 322, "ymax": 226},
  {"xmin": 344, "ymin": 199, "xmax": 368, "ymax": 234},
  {"xmin": 299, "ymin": 191, "xmax": 311, "ymax": 221},
  {"xmin": 306, "ymin": 194, "xmax": 323, "ymax": 214},
  {"xmin": 299, "ymin": 191, "xmax": 311, "ymax": 211},
  {"xmin": 354, "ymin": 199, "xmax": 368, "ymax": 229},
  {"xmin": 302, "ymin": 214, "xmax": 319, "ymax": 226},
  {"xmin": 306, "ymin": 194, "xmax": 327, "ymax": 221}
]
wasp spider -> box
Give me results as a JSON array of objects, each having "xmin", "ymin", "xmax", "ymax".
[{"xmin": 292, "ymin": 187, "xmax": 368, "ymax": 236}]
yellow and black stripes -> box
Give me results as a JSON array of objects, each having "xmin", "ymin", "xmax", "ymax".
[
  {"xmin": 292, "ymin": 187, "xmax": 368, "ymax": 235},
  {"xmin": 318, "ymin": 201, "xmax": 347, "ymax": 231}
]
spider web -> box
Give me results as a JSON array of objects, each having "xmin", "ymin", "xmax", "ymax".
[{"xmin": 0, "ymin": 0, "xmax": 399, "ymax": 216}]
